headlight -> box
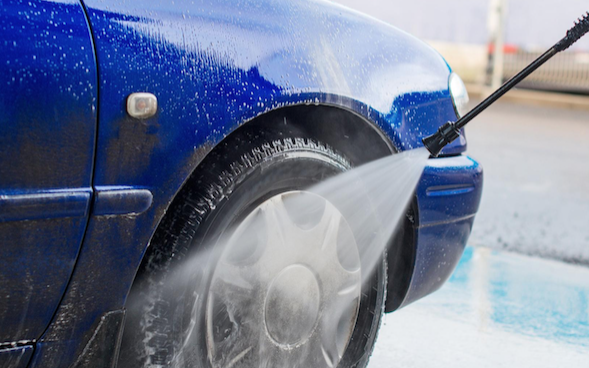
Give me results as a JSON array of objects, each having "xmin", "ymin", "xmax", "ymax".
[{"xmin": 449, "ymin": 72, "xmax": 469, "ymax": 118}]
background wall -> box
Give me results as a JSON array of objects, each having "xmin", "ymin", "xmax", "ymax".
[{"xmin": 331, "ymin": 0, "xmax": 589, "ymax": 51}]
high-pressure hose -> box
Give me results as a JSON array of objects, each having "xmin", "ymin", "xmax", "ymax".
[{"xmin": 423, "ymin": 11, "xmax": 589, "ymax": 157}]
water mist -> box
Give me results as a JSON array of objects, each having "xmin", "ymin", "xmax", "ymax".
[{"xmin": 146, "ymin": 147, "xmax": 431, "ymax": 368}]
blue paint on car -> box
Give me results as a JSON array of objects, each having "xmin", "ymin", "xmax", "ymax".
[{"xmin": 0, "ymin": 0, "xmax": 482, "ymax": 366}]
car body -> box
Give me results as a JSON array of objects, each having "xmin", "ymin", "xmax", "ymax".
[{"xmin": 0, "ymin": 0, "xmax": 483, "ymax": 367}]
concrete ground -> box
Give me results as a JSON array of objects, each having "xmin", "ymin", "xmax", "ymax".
[
  {"xmin": 370, "ymin": 247, "xmax": 589, "ymax": 367},
  {"xmin": 466, "ymin": 100, "xmax": 589, "ymax": 264}
]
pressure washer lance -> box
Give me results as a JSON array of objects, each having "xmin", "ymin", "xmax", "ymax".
[{"xmin": 423, "ymin": 11, "xmax": 589, "ymax": 157}]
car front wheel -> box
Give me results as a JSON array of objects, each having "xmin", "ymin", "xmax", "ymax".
[{"xmin": 118, "ymin": 132, "xmax": 387, "ymax": 368}]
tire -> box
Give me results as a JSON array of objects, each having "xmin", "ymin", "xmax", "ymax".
[{"xmin": 118, "ymin": 131, "xmax": 387, "ymax": 368}]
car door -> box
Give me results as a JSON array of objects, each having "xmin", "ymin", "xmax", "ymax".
[{"xmin": 0, "ymin": 0, "xmax": 97, "ymax": 346}]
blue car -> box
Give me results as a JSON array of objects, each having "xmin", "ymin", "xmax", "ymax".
[{"xmin": 0, "ymin": 1, "xmax": 482, "ymax": 367}]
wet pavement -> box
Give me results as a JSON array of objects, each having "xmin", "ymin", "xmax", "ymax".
[
  {"xmin": 370, "ymin": 246, "xmax": 589, "ymax": 367},
  {"xmin": 466, "ymin": 101, "xmax": 589, "ymax": 264}
]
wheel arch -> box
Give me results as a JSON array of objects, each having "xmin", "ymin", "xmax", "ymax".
[{"xmin": 134, "ymin": 103, "xmax": 416, "ymax": 314}]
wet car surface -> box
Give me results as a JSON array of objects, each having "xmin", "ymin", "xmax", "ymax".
[{"xmin": 1, "ymin": 1, "xmax": 482, "ymax": 367}]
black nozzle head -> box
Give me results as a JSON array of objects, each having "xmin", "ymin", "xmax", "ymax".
[{"xmin": 422, "ymin": 121, "xmax": 461, "ymax": 157}]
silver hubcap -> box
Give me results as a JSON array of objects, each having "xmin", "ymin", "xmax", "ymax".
[{"xmin": 206, "ymin": 191, "xmax": 362, "ymax": 368}]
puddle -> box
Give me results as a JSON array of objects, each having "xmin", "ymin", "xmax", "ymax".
[{"xmin": 372, "ymin": 246, "xmax": 589, "ymax": 367}]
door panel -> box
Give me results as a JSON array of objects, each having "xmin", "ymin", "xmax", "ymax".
[
  {"xmin": 0, "ymin": 0, "xmax": 97, "ymax": 342},
  {"xmin": 0, "ymin": 346, "xmax": 33, "ymax": 368}
]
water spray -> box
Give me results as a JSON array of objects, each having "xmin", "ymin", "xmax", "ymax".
[{"xmin": 423, "ymin": 11, "xmax": 589, "ymax": 157}]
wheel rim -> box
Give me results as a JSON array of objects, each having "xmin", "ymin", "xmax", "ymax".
[{"xmin": 205, "ymin": 191, "xmax": 362, "ymax": 368}]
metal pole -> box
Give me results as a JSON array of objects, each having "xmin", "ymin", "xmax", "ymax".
[{"xmin": 490, "ymin": 0, "xmax": 506, "ymax": 90}]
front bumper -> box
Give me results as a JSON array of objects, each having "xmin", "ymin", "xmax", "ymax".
[{"xmin": 399, "ymin": 154, "xmax": 483, "ymax": 309}]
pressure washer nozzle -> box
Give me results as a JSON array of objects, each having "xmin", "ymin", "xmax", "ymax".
[{"xmin": 422, "ymin": 121, "xmax": 461, "ymax": 157}]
